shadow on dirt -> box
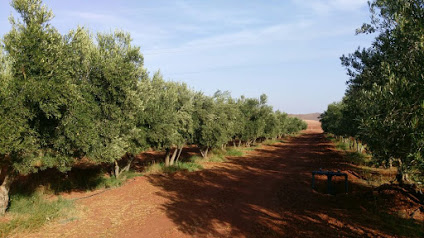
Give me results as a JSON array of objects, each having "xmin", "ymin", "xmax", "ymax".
[
  {"xmin": 9, "ymin": 147, "xmax": 199, "ymax": 196},
  {"xmin": 147, "ymin": 133, "xmax": 424, "ymax": 237}
]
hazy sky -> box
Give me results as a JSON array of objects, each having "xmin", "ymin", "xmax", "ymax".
[{"xmin": 0, "ymin": 0, "xmax": 375, "ymax": 114}]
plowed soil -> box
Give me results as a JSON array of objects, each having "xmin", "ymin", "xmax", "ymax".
[{"xmin": 20, "ymin": 121, "xmax": 423, "ymax": 237}]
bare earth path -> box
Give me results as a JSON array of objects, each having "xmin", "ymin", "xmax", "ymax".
[{"xmin": 22, "ymin": 121, "xmax": 410, "ymax": 237}]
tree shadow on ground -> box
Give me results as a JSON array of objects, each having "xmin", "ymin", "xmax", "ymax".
[
  {"xmin": 9, "ymin": 145, "xmax": 201, "ymax": 197},
  {"xmin": 147, "ymin": 133, "xmax": 424, "ymax": 237}
]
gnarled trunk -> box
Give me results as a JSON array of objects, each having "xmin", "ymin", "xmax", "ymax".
[
  {"xmin": 396, "ymin": 159, "xmax": 408, "ymax": 185},
  {"xmin": 0, "ymin": 171, "xmax": 13, "ymax": 216},
  {"xmin": 175, "ymin": 147, "xmax": 183, "ymax": 163},
  {"xmin": 164, "ymin": 148, "xmax": 171, "ymax": 167},
  {"xmin": 114, "ymin": 160, "xmax": 120, "ymax": 178},
  {"xmin": 200, "ymin": 147, "xmax": 209, "ymax": 158},
  {"xmin": 113, "ymin": 154, "xmax": 134, "ymax": 178},
  {"xmin": 169, "ymin": 148, "xmax": 178, "ymax": 166}
]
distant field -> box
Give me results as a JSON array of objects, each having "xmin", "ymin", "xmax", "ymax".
[{"xmin": 288, "ymin": 113, "xmax": 321, "ymax": 121}]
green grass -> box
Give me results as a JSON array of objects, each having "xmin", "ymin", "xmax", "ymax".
[
  {"xmin": 344, "ymin": 151, "xmax": 374, "ymax": 167},
  {"xmin": 0, "ymin": 166, "xmax": 145, "ymax": 236},
  {"xmin": 225, "ymin": 148, "xmax": 244, "ymax": 157},
  {"xmin": 144, "ymin": 161, "xmax": 203, "ymax": 175},
  {"xmin": 95, "ymin": 171, "xmax": 144, "ymax": 189},
  {"xmin": 327, "ymin": 135, "xmax": 375, "ymax": 167},
  {"xmin": 190, "ymin": 154, "xmax": 227, "ymax": 164},
  {"xmin": 54, "ymin": 170, "xmax": 142, "ymax": 191},
  {"xmin": 94, "ymin": 176, "xmax": 123, "ymax": 189},
  {"xmin": 240, "ymin": 144, "xmax": 260, "ymax": 152},
  {"xmin": 207, "ymin": 149, "xmax": 228, "ymax": 162},
  {"xmin": 207, "ymin": 155, "xmax": 227, "ymax": 162},
  {"xmin": 262, "ymin": 139, "xmax": 279, "ymax": 145},
  {"xmin": 165, "ymin": 162, "xmax": 203, "ymax": 173},
  {"xmin": 0, "ymin": 193, "xmax": 74, "ymax": 237},
  {"xmin": 335, "ymin": 141, "xmax": 349, "ymax": 151}
]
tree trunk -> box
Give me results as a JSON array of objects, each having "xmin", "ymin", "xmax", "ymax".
[
  {"xmin": 114, "ymin": 160, "xmax": 121, "ymax": 178},
  {"xmin": 121, "ymin": 155, "xmax": 134, "ymax": 173},
  {"xmin": 169, "ymin": 148, "xmax": 178, "ymax": 166},
  {"xmin": 233, "ymin": 140, "xmax": 236, "ymax": 148},
  {"xmin": 0, "ymin": 172, "xmax": 13, "ymax": 216},
  {"xmin": 113, "ymin": 155, "xmax": 134, "ymax": 178},
  {"xmin": 389, "ymin": 158, "xmax": 393, "ymax": 168},
  {"xmin": 238, "ymin": 140, "xmax": 242, "ymax": 147},
  {"xmin": 396, "ymin": 159, "xmax": 407, "ymax": 185},
  {"xmin": 164, "ymin": 148, "xmax": 171, "ymax": 167},
  {"xmin": 200, "ymin": 147, "xmax": 209, "ymax": 158},
  {"xmin": 175, "ymin": 147, "xmax": 183, "ymax": 163}
]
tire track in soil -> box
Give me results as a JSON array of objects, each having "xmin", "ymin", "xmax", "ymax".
[{"xmin": 22, "ymin": 121, "xmax": 397, "ymax": 238}]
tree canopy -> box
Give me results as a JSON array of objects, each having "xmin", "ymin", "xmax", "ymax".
[
  {"xmin": 321, "ymin": 0, "xmax": 424, "ymax": 183},
  {"xmin": 0, "ymin": 0, "xmax": 307, "ymax": 215}
]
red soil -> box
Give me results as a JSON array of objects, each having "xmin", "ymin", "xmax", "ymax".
[{"xmin": 19, "ymin": 121, "xmax": 423, "ymax": 238}]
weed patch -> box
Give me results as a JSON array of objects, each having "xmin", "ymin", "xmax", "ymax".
[
  {"xmin": 262, "ymin": 139, "xmax": 279, "ymax": 145},
  {"xmin": 144, "ymin": 162, "xmax": 203, "ymax": 175},
  {"xmin": 0, "ymin": 193, "xmax": 74, "ymax": 237},
  {"xmin": 345, "ymin": 151, "xmax": 374, "ymax": 167},
  {"xmin": 225, "ymin": 148, "xmax": 244, "ymax": 157}
]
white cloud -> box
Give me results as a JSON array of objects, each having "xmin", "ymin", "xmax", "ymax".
[{"xmin": 143, "ymin": 18, "xmax": 357, "ymax": 57}]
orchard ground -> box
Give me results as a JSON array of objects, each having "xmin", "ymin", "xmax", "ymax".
[{"xmin": 10, "ymin": 121, "xmax": 424, "ymax": 237}]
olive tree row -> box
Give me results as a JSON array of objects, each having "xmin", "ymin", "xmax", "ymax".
[
  {"xmin": 321, "ymin": 0, "xmax": 424, "ymax": 184},
  {"xmin": 0, "ymin": 0, "xmax": 306, "ymax": 215}
]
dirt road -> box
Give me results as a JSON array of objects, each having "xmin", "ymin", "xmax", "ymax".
[{"xmin": 23, "ymin": 121, "xmax": 416, "ymax": 237}]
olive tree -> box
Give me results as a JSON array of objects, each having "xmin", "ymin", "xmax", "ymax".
[{"xmin": 0, "ymin": 0, "xmax": 96, "ymax": 214}]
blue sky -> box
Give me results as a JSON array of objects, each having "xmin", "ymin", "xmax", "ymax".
[{"xmin": 0, "ymin": 0, "xmax": 375, "ymax": 114}]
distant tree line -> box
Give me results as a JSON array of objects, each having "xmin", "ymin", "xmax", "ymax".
[
  {"xmin": 320, "ymin": 0, "xmax": 424, "ymax": 184},
  {"xmin": 0, "ymin": 0, "xmax": 307, "ymax": 215}
]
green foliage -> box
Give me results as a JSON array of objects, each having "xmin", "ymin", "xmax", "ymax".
[
  {"xmin": 192, "ymin": 92, "xmax": 234, "ymax": 151},
  {"xmin": 286, "ymin": 117, "xmax": 307, "ymax": 134},
  {"xmin": 88, "ymin": 30, "xmax": 145, "ymax": 163},
  {"xmin": 322, "ymin": 0, "xmax": 424, "ymax": 183},
  {"xmin": 0, "ymin": 0, "xmax": 307, "ymax": 217},
  {"xmin": 0, "ymin": 193, "xmax": 73, "ymax": 236},
  {"xmin": 320, "ymin": 102, "xmax": 346, "ymax": 136},
  {"xmin": 140, "ymin": 73, "xmax": 193, "ymax": 150},
  {"xmin": 2, "ymin": 0, "xmax": 76, "ymax": 174}
]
